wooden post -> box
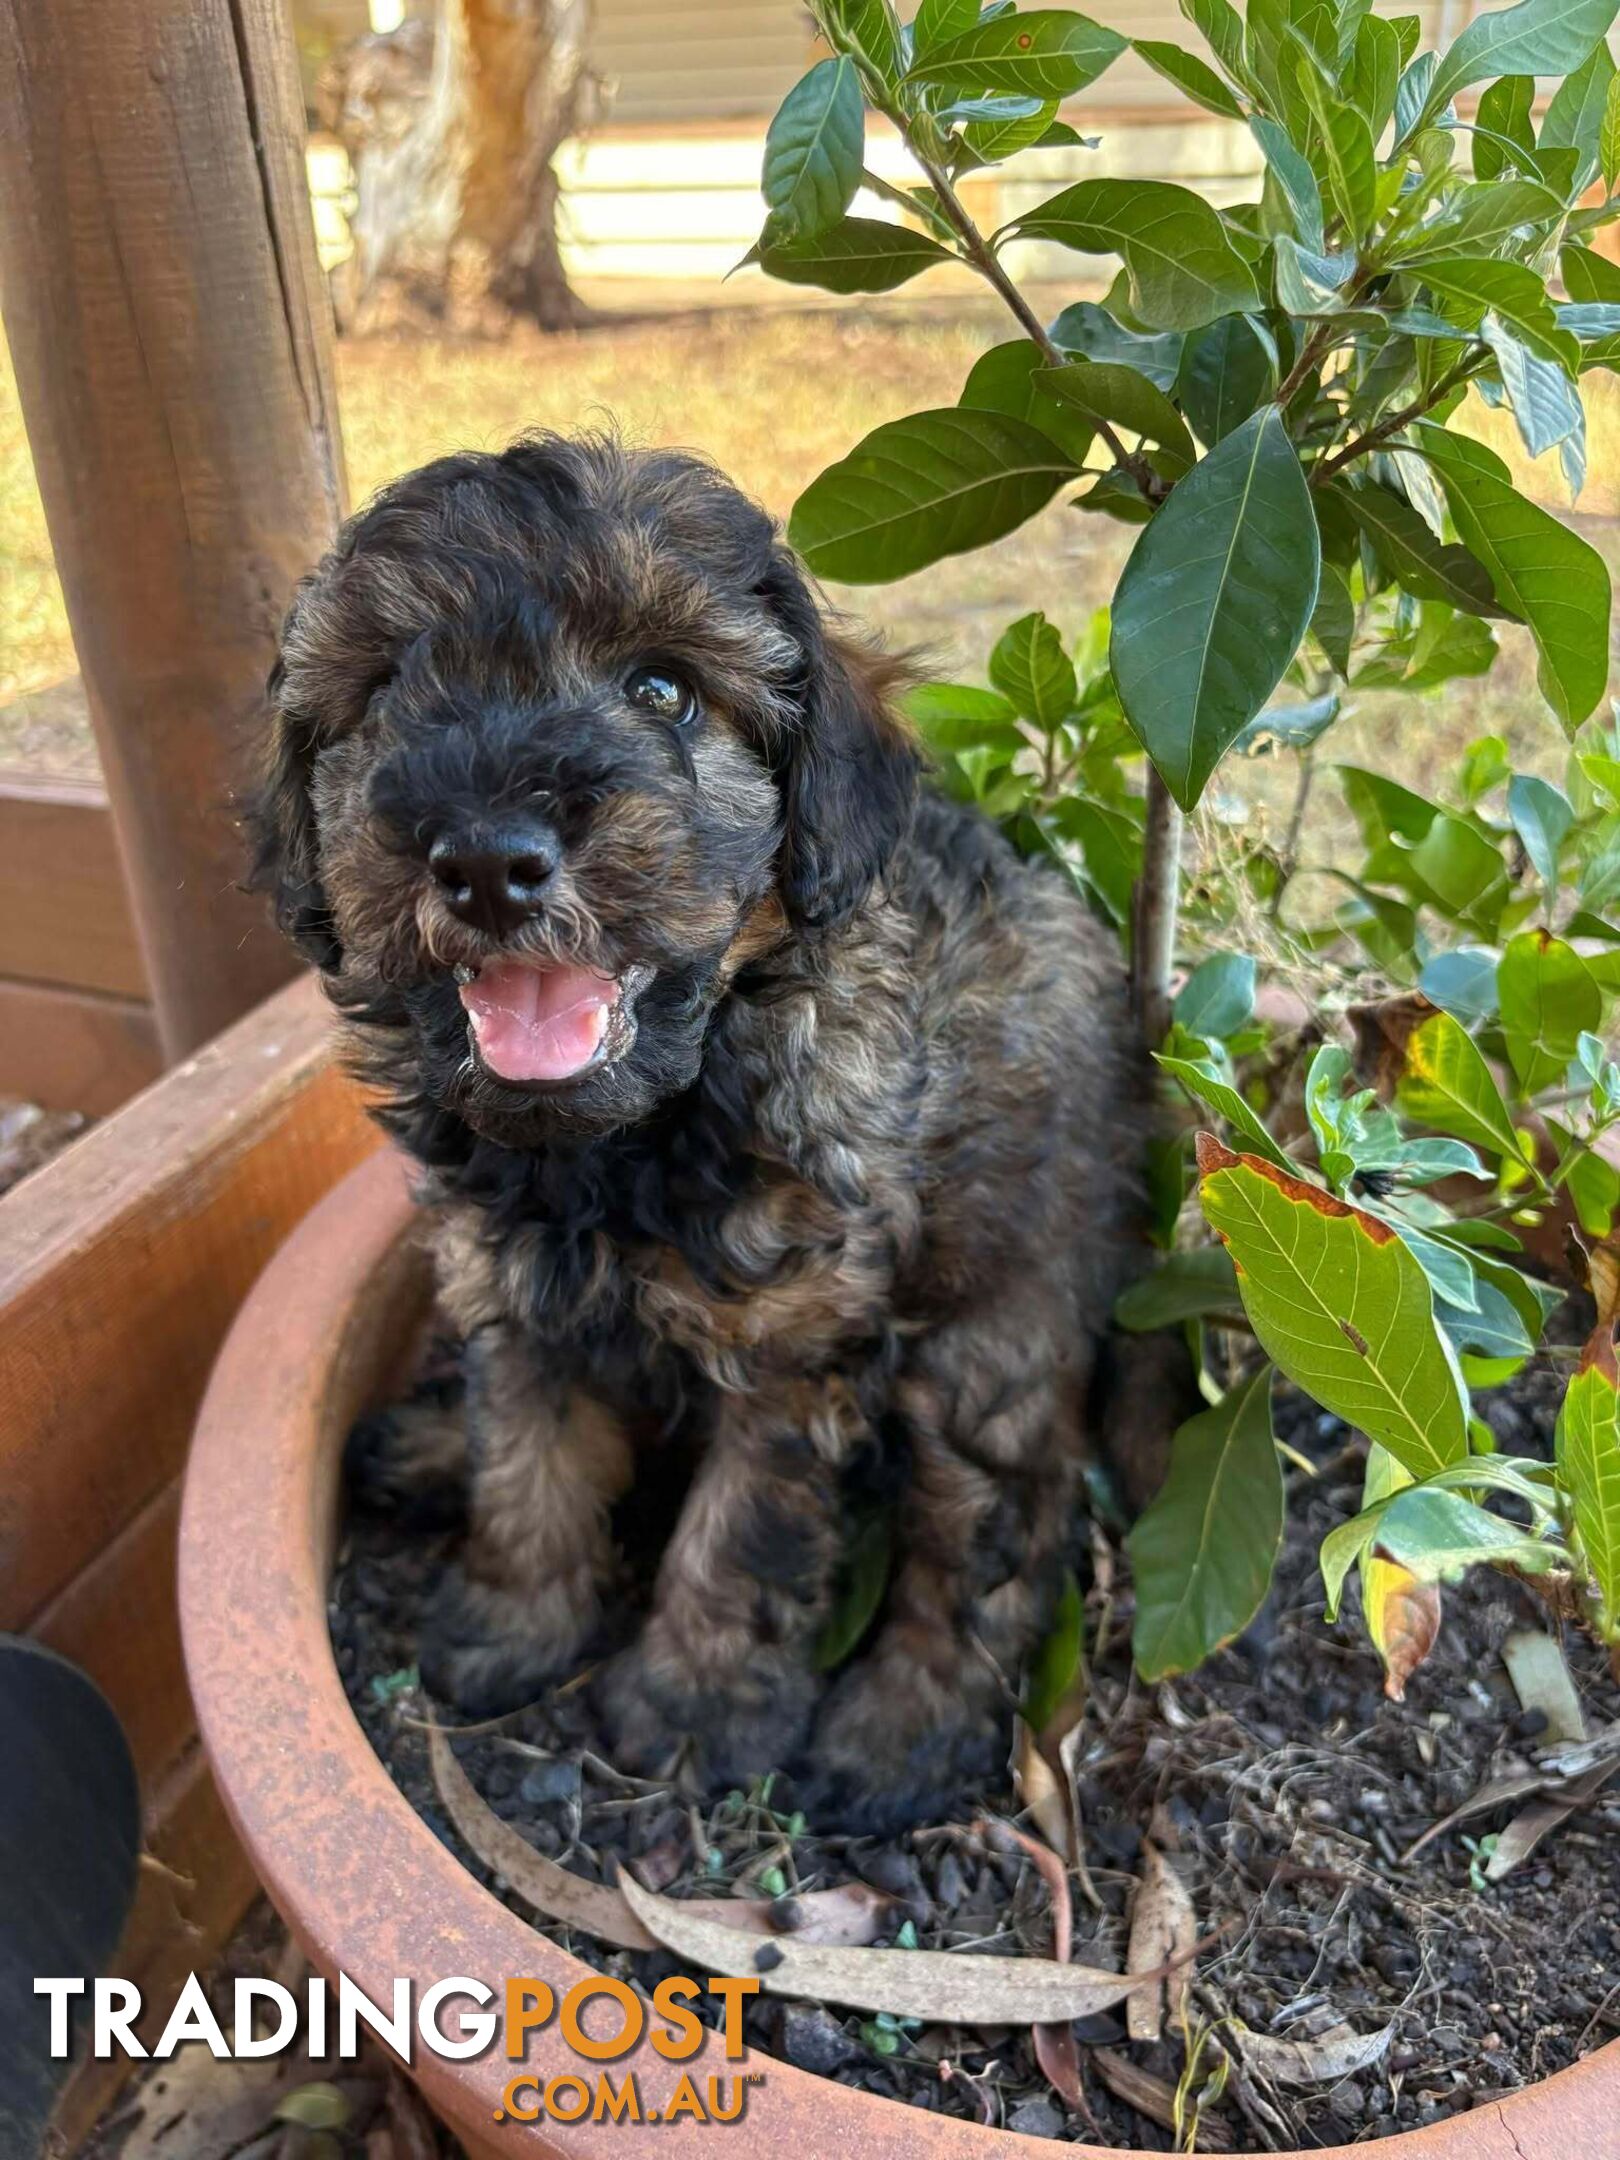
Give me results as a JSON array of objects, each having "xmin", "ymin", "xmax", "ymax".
[{"xmin": 0, "ymin": 0, "xmax": 347, "ymax": 1058}]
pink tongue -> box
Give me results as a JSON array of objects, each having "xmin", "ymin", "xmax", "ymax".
[{"xmin": 459, "ymin": 961, "xmax": 618, "ymax": 1083}]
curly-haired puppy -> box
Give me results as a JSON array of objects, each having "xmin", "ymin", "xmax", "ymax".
[{"xmin": 253, "ymin": 433, "xmax": 1155, "ymax": 1832}]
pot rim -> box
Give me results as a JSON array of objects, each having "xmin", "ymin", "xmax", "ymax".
[{"xmin": 179, "ymin": 1146, "xmax": 1619, "ymax": 2158}]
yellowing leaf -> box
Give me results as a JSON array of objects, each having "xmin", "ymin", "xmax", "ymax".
[
  {"xmin": 1397, "ymin": 1010, "xmax": 1525, "ymax": 1161},
  {"xmin": 1363, "ymin": 1556, "xmax": 1442, "ymax": 1700},
  {"xmin": 1197, "ymin": 1135, "xmax": 1469, "ymax": 1479}
]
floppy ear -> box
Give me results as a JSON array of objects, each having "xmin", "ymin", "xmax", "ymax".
[
  {"xmin": 247, "ymin": 576, "xmax": 346, "ymax": 972},
  {"xmin": 763, "ymin": 551, "xmax": 919, "ymax": 931}
]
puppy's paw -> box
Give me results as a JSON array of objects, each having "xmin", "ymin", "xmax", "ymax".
[
  {"xmin": 593, "ymin": 1636, "xmax": 818, "ymax": 1790},
  {"xmin": 346, "ymin": 1389, "xmax": 468, "ymax": 1532},
  {"xmin": 801, "ymin": 1657, "xmax": 1008, "ymax": 1836},
  {"xmin": 417, "ymin": 1566, "xmax": 591, "ymax": 1719}
]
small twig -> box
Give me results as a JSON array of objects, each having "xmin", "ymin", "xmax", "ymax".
[{"xmin": 1310, "ymin": 350, "xmax": 1486, "ymax": 488}]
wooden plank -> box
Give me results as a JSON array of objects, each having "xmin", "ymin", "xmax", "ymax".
[
  {"xmin": 0, "ymin": 978, "xmax": 161, "ymax": 1117},
  {"xmin": 0, "ymin": 757, "xmax": 145, "ymax": 998},
  {"xmin": 0, "ymin": 0, "xmax": 343, "ymax": 1057},
  {"xmin": 47, "ymin": 1745, "xmax": 261, "ymax": 2153},
  {"xmin": 30, "ymin": 1481, "xmax": 191, "ymax": 1788},
  {"xmin": 0, "ymin": 973, "xmax": 379, "ymax": 1630}
]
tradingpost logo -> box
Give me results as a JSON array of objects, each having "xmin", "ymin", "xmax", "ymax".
[{"xmin": 37, "ymin": 1970, "xmax": 765, "ymax": 2128}]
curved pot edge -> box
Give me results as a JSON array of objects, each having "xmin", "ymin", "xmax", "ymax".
[{"xmin": 178, "ymin": 1148, "xmax": 1620, "ymax": 2160}]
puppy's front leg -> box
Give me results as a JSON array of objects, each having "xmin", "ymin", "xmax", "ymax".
[
  {"xmin": 419, "ymin": 1325, "xmax": 634, "ymax": 1718},
  {"xmin": 596, "ymin": 1376, "xmax": 854, "ymax": 1786}
]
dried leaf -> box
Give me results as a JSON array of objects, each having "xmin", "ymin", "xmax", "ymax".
[
  {"xmin": 428, "ymin": 1722, "xmax": 888, "ymax": 1948},
  {"xmin": 1502, "ymin": 1627, "xmax": 1586, "ymax": 1744},
  {"xmin": 1364, "ymin": 1555, "xmax": 1442, "ymax": 1701},
  {"xmin": 1536, "ymin": 1720, "xmax": 1620, "ymax": 1777},
  {"xmin": 1058, "ymin": 1718, "xmax": 1102, "ymax": 1910},
  {"xmin": 984, "ymin": 1819, "xmax": 1082, "ymax": 2111},
  {"xmin": 1232, "ymin": 2019, "xmax": 1394, "ymax": 2087},
  {"xmin": 1012, "ymin": 1716, "xmax": 1072, "ymax": 1859},
  {"xmin": 1126, "ymin": 1839, "xmax": 1197, "ymax": 2044},
  {"xmin": 1484, "ymin": 1757, "xmax": 1620, "ymax": 1880},
  {"xmin": 1402, "ymin": 1766, "xmax": 1550, "ymax": 1860},
  {"xmin": 618, "ymin": 1869, "xmax": 1203, "ymax": 2026},
  {"xmin": 1092, "ymin": 2050, "xmax": 1234, "ymax": 2149}
]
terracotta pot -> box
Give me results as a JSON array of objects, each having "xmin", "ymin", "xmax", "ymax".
[{"xmin": 181, "ymin": 1148, "xmax": 1619, "ymax": 2158}]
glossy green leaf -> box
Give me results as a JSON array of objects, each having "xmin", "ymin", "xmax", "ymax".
[
  {"xmin": 1048, "ymin": 301, "xmax": 1185, "ymax": 389},
  {"xmin": 1310, "ymin": 563, "xmax": 1356, "ymax": 675},
  {"xmin": 1156, "ymin": 1053, "xmax": 1294, "ymax": 1168},
  {"xmin": 1424, "ymin": 0, "xmax": 1620, "ymax": 129},
  {"xmin": 1115, "ymin": 1243, "xmax": 1244, "ymax": 1328},
  {"xmin": 1180, "ymin": 0, "xmax": 1251, "ymax": 84},
  {"xmin": 1391, "ymin": 179, "xmax": 1565, "ymax": 263},
  {"xmin": 1419, "ymin": 947, "xmax": 1500, "ymax": 1025},
  {"xmin": 959, "ymin": 340, "xmax": 1097, "ymax": 463},
  {"xmin": 1298, "ymin": 54, "xmax": 1378, "ymax": 240},
  {"xmin": 1233, "ymin": 691, "xmax": 1342, "ymax": 752},
  {"xmin": 1198, "ymin": 1136, "xmax": 1469, "ymax": 1479},
  {"xmin": 754, "ymin": 217, "xmax": 955, "ymax": 293},
  {"xmin": 1132, "ymin": 36, "xmax": 1245, "ymax": 115},
  {"xmin": 1009, "ymin": 178, "xmax": 1262, "ymax": 331},
  {"xmin": 1331, "ymin": 478, "xmax": 1507, "ymax": 618},
  {"xmin": 1373, "ymin": 1485, "xmax": 1565, "ymax": 1581},
  {"xmin": 1416, "ymin": 423, "xmax": 1612, "ymax": 727},
  {"xmin": 1112, "ymin": 407, "xmax": 1319, "ymax": 810},
  {"xmin": 905, "ymin": 681, "xmax": 1025, "ymax": 757},
  {"xmin": 820, "ymin": 0, "xmax": 905, "ymax": 85},
  {"xmin": 1023, "ymin": 1568, "xmax": 1085, "ymax": 1727},
  {"xmin": 1475, "ymin": 73, "xmax": 1537, "ymax": 177},
  {"xmin": 1128, "ymin": 1366, "xmax": 1283, "ymax": 1681},
  {"xmin": 1250, "ymin": 115, "xmax": 1326, "ymax": 252},
  {"xmin": 1541, "ymin": 34, "xmax": 1617, "ymax": 186},
  {"xmin": 814, "ymin": 1506, "xmax": 894, "ymax": 1670},
  {"xmin": 1558, "ymin": 1345, "xmax": 1620, "ymax": 1625},
  {"xmin": 1510, "ymin": 774, "xmax": 1575, "ymax": 893},
  {"xmin": 1498, "ymin": 929, "xmax": 1602, "ymax": 1093},
  {"xmin": 988, "ymin": 610, "xmax": 1077, "ymax": 729},
  {"xmin": 1175, "ymin": 952, "xmax": 1258, "ymax": 1038},
  {"xmin": 1603, "ymin": 70, "xmax": 1620, "ymax": 188},
  {"xmin": 905, "ymin": 8, "xmax": 1127, "ymax": 96},
  {"xmin": 1035, "ymin": 360, "xmax": 1196, "ymax": 473},
  {"xmin": 914, "ymin": 0, "xmax": 978, "ymax": 50},
  {"xmin": 1484, "ymin": 323, "xmax": 1587, "ymax": 486},
  {"xmin": 1419, "ymin": 256, "xmax": 1580, "ymax": 371},
  {"xmin": 788, "ymin": 408, "xmax": 1079, "ymax": 581},
  {"xmin": 1177, "ymin": 313, "xmax": 1277, "ymax": 446},
  {"xmin": 1349, "ymin": 14, "xmax": 1403, "ymax": 138},
  {"xmin": 1397, "ymin": 1008, "xmax": 1525, "ymax": 1159},
  {"xmin": 762, "ymin": 59, "xmax": 864, "ymax": 243}
]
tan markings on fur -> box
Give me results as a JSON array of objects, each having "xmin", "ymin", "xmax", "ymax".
[{"xmin": 456, "ymin": 1333, "xmax": 636, "ymax": 1669}]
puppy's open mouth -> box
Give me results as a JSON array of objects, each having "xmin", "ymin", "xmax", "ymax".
[{"xmin": 456, "ymin": 958, "xmax": 640, "ymax": 1087}]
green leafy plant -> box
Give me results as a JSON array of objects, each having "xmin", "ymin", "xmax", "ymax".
[{"xmin": 753, "ymin": 0, "xmax": 1620, "ymax": 1692}]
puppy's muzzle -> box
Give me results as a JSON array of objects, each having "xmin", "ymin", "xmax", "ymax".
[{"xmin": 427, "ymin": 813, "xmax": 563, "ymax": 938}]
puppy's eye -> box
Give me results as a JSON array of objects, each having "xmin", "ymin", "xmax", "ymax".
[{"xmin": 624, "ymin": 666, "xmax": 697, "ymax": 725}]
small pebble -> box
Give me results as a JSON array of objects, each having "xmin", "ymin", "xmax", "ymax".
[
  {"xmin": 1006, "ymin": 2097, "xmax": 1065, "ymax": 2138},
  {"xmin": 779, "ymin": 2003, "xmax": 858, "ymax": 2075}
]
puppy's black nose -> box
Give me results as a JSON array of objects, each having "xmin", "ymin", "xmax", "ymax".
[{"xmin": 428, "ymin": 817, "xmax": 562, "ymax": 936}]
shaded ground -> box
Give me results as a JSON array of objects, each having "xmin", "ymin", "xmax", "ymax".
[{"xmin": 332, "ymin": 1356, "xmax": 1620, "ymax": 2150}]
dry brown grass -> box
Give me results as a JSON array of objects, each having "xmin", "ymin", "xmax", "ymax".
[{"xmin": 3, "ymin": 304, "xmax": 1616, "ymax": 820}]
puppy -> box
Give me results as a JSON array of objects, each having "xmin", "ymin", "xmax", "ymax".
[{"xmin": 253, "ymin": 433, "xmax": 1153, "ymax": 1831}]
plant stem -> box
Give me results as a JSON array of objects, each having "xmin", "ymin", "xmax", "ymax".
[
  {"xmin": 1270, "ymin": 750, "xmax": 1316, "ymax": 924},
  {"xmin": 1133, "ymin": 770, "xmax": 1183, "ymax": 1044},
  {"xmin": 1310, "ymin": 350, "xmax": 1485, "ymax": 487},
  {"xmin": 898, "ymin": 131, "xmax": 1168, "ymax": 502}
]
